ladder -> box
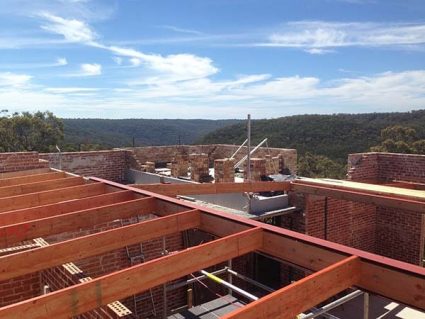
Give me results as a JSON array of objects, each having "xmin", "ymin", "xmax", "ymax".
[{"xmin": 121, "ymin": 216, "xmax": 157, "ymax": 318}]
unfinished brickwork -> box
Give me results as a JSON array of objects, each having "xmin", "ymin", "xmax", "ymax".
[
  {"xmin": 265, "ymin": 155, "xmax": 283, "ymax": 175},
  {"xmin": 0, "ymin": 152, "xmax": 48, "ymax": 173},
  {"xmin": 143, "ymin": 161, "xmax": 155, "ymax": 173},
  {"xmin": 347, "ymin": 153, "xmax": 379, "ymax": 181},
  {"xmin": 189, "ymin": 153, "xmax": 210, "ymax": 182},
  {"xmin": 214, "ymin": 158, "xmax": 234, "ymax": 183},
  {"xmin": 244, "ymin": 158, "xmax": 266, "ymax": 181},
  {"xmin": 126, "ymin": 144, "xmax": 297, "ymax": 175},
  {"xmin": 40, "ymin": 150, "xmax": 130, "ymax": 182},
  {"xmin": 348, "ymin": 152, "xmax": 425, "ymax": 183},
  {"xmin": 171, "ymin": 154, "xmax": 189, "ymax": 177}
]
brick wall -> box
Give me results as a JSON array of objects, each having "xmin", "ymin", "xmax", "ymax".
[
  {"xmin": 40, "ymin": 150, "xmax": 130, "ymax": 182},
  {"xmin": 346, "ymin": 152, "xmax": 425, "ymax": 265},
  {"xmin": 347, "ymin": 153, "xmax": 379, "ymax": 181},
  {"xmin": 377, "ymin": 153, "xmax": 425, "ymax": 183},
  {"xmin": 126, "ymin": 144, "xmax": 297, "ymax": 175},
  {"xmin": 304, "ymin": 194, "xmax": 376, "ymax": 252},
  {"xmin": 348, "ymin": 152, "xmax": 425, "ymax": 183},
  {"xmin": 0, "ymin": 152, "xmax": 48, "ymax": 173},
  {"xmin": 375, "ymin": 207, "xmax": 422, "ymax": 265},
  {"xmin": 41, "ymin": 264, "xmax": 121, "ymax": 319},
  {"xmin": 42, "ymin": 214, "xmax": 188, "ymax": 318},
  {"xmin": 0, "ymin": 272, "xmax": 41, "ymax": 307}
]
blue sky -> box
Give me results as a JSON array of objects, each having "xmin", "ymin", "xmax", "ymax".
[{"xmin": 0, "ymin": 0, "xmax": 424, "ymax": 119}]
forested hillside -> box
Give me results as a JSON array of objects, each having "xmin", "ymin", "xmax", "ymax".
[
  {"xmin": 63, "ymin": 118, "xmax": 241, "ymax": 149},
  {"xmin": 199, "ymin": 110, "xmax": 425, "ymax": 162}
]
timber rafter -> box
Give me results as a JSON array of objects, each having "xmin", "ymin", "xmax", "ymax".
[{"xmin": 0, "ymin": 170, "xmax": 422, "ymax": 319}]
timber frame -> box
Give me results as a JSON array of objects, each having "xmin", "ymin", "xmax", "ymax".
[{"xmin": 0, "ymin": 169, "xmax": 423, "ymax": 319}]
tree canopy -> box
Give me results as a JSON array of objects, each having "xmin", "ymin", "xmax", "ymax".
[
  {"xmin": 371, "ymin": 125, "xmax": 425, "ymax": 154},
  {"xmin": 0, "ymin": 111, "xmax": 63, "ymax": 152}
]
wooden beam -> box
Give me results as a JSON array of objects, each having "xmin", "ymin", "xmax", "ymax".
[
  {"xmin": 359, "ymin": 261, "xmax": 425, "ymax": 312},
  {"xmin": 262, "ymin": 231, "xmax": 425, "ymax": 310},
  {"xmin": 0, "ymin": 227, "xmax": 263, "ymax": 319},
  {"xmin": 223, "ymin": 256, "xmax": 360, "ymax": 319},
  {"xmin": 291, "ymin": 182, "xmax": 425, "ymax": 213},
  {"xmin": 0, "ymin": 183, "xmax": 106, "ymax": 213},
  {"xmin": 0, "ymin": 197, "xmax": 157, "ymax": 247},
  {"xmin": 0, "ymin": 190, "xmax": 134, "ymax": 227},
  {"xmin": 383, "ymin": 180, "xmax": 425, "ymax": 191},
  {"xmin": 89, "ymin": 178, "xmax": 425, "ymax": 310},
  {"xmin": 201, "ymin": 212, "xmax": 425, "ymax": 310},
  {"xmin": 0, "ymin": 172, "xmax": 66, "ymax": 187},
  {"xmin": 293, "ymin": 179, "xmax": 425, "ymax": 202},
  {"xmin": 0, "ymin": 176, "xmax": 85, "ymax": 198},
  {"xmin": 133, "ymin": 181, "xmax": 290, "ymax": 197},
  {"xmin": 0, "ymin": 209, "xmax": 200, "ymax": 281},
  {"xmin": 0, "ymin": 168, "xmax": 51, "ymax": 179}
]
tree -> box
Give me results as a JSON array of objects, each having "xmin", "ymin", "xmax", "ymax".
[
  {"xmin": 380, "ymin": 125, "xmax": 416, "ymax": 143},
  {"xmin": 0, "ymin": 111, "xmax": 64, "ymax": 152},
  {"xmin": 298, "ymin": 152, "xmax": 346, "ymax": 179},
  {"xmin": 412, "ymin": 140, "xmax": 425, "ymax": 154},
  {"xmin": 370, "ymin": 125, "xmax": 425, "ymax": 154}
]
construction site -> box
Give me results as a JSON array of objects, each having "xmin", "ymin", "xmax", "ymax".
[{"xmin": 0, "ymin": 144, "xmax": 424, "ymax": 319}]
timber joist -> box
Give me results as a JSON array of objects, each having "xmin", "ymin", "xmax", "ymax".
[{"xmin": 0, "ymin": 169, "xmax": 422, "ymax": 319}]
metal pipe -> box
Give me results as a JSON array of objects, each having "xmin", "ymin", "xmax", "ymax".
[
  {"xmin": 234, "ymin": 138, "xmax": 268, "ymax": 169},
  {"xmin": 166, "ymin": 268, "xmax": 228, "ymax": 291},
  {"xmin": 363, "ymin": 292, "xmax": 369, "ymax": 319},
  {"xmin": 300, "ymin": 290, "xmax": 364, "ymax": 319},
  {"xmin": 200, "ymin": 270, "xmax": 259, "ymax": 301},
  {"xmin": 226, "ymin": 268, "xmax": 275, "ymax": 293},
  {"xmin": 228, "ymin": 260, "xmax": 233, "ymax": 296},
  {"xmin": 230, "ymin": 139, "xmax": 248, "ymax": 160},
  {"xmin": 247, "ymin": 114, "xmax": 251, "ymax": 180},
  {"xmin": 55, "ymin": 145, "xmax": 62, "ymax": 170},
  {"xmin": 251, "ymin": 207, "xmax": 298, "ymax": 221}
]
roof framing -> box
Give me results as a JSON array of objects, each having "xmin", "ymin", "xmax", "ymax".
[{"xmin": 0, "ymin": 170, "xmax": 423, "ymax": 319}]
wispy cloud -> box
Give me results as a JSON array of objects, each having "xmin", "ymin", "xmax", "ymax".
[
  {"xmin": 129, "ymin": 57, "xmax": 142, "ymax": 67},
  {"xmin": 2, "ymin": 69, "xmax": 425, "ymax": 118},
  {"xmin": 55, "ymin": 57, "xmax": 68, "ymax": 66},
  {"xmin": 79, "ymin": 63, "xmax": 101, "ymax": 76},
  {"xmin": 37, "ymin": 13, "xmax": 219, "ymax": 81},
  {"xmin": 39, "ymin": 11, "xmax": 97, "ymax": 43},
  {"xmin": 258, "ymin": 21, "xmax": 425, "ymax": 53},
  {"xmin": 64, "ymin": 63, "xmax": 102, "ymax": 77},
  {"xmin": 0, "ymin": 57, "xmax": 67, "ymax": 69},
  {"xmin": 159, "ymin": 25, "xmax": 204, "ymax": 36},
  {"xmin": 0, "ymin": 72, "xmax": 32, "ymax": 87},
  {"xmin": 45, "ymin": 87, "xmax": 99, "ymax": 94}
]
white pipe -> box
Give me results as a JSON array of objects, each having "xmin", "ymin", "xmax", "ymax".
[
  {"xmin": 166, "ymin": 268, "xmax": 228, "ymax": 291},
  {"xmin": 228, "ymin": 260, "xmax": 233, "ymax": 296},
  {"xmin": 230, "ymin": 139, "xmax": 248, "ymax": 160},
  {"xmin": 200, "ymin": 270, "xmax": 259, "ymax": 301},
  {"xmin": 363, "ymin": 292, "xmax": 369, "ymax": 319},
  {"xmin": 234, "ymin": 138, "xmax": 268, "ymax": 169},
  {"xmin": 300, "ymin": 290, "xmax": 364, "ymax": 319}
]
